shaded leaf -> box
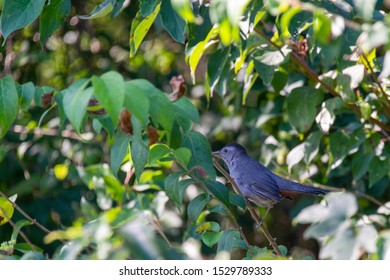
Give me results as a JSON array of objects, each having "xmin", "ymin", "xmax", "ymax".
[
  {"xmin": 63, "ymin": 79, "xmax": 91, "ymax": 133},
  {"xmin": 40, "ymin": 0, "xmax": 71, "ymax": 44},
  {"xmin": 124, "ymin": 81, "xmax": 150, "ymax": 126},
  {"xmin": 229, "ymin": 194, "xmax": 247, "ymax": 211},
  {"xmin": 205, "ymin": 46, "xmax": 231, "ymax": 97},
  {"xmin": 92, "ymin": 71, "xmax": 125, "ymax": 126},
  {"xmin": 110, "ymin": 131, "xmax": 131, "ymax": 174},
  {"xmin": 369, "ymin": 156, "xmax": 389, "ymax": 187},
  {"xmin": 202, "ymin": 231, "xmax": 223, "ymax": 248},
  {"xmin": 304, "ymin": 131, "xmax": 323, "ymax": 165},
  {"xmin": 0, "ymin": 76, "xmax": 19, "ymax": 138},
  {"xmin": 130, "ymin": 137, "xmax": 149, "ymax": 181},
  {"xmin": 161, "ymin": 0, "xmax": 186, "ymax": 43},
  {"xmin": 182, "ymin": 131, "xmax": 216, "ymax": 179},
  {"xmin": 17, "ymin": 82, "xmax": 35, "ymax": 112},
  {"xmin": 1, "ymin": 0, "xmax": 46, "ymax": 42},
  {"xmin": 172, "ymin": 147, "xmax": 192, "ymax": 167},
  {"xmin": 204, "ymin": 179, "xmax": 230, "ymax": 207},
  {"xmin": 217, "ymin": 229, "xmax": 247, "ymax": 253},
  {"xmin": 148, "ymin": 143, "xmax": 171, "ymax": 164},
  {"xmin": 187, "ymin": 193, "xmax": 210, "ymax": 223},
  {"xmin": 287, "ymin": 87, "xmax": 324, "ymax": 133}
]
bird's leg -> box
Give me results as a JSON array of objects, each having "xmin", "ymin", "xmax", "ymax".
[{"xmin": 256, "ymin": 206, "xmax": 271, "ymax": 228}]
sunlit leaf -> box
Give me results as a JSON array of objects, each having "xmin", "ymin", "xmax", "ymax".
[
  {"xmin": 78, "ymin": 0, "xmax": 113, "ymax": 19},
  {"xmin": 129, "ymin": 3, "xmax": 161, "ymax": 58}
]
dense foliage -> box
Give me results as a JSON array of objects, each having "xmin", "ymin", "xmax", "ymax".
[{"xmin": 0, "ymin": 0, "xmax": 390, "ymax": 260}]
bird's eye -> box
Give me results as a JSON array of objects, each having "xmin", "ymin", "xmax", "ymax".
[{"xmin": 223, "ymin": 149, "xmax": 227, "ymax": 153}]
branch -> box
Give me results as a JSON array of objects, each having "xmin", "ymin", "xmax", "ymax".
[
  {"xmin": 173, "ymin": 159, "xmax": 255, "ymax": 257},
  {"xmin": 0, "ymin": 190, "xmax": 67, "ymax": 245},
  {"xmin": 253, "ymin": 28, "xmax": 390, "ymax": 134},
  {"xmin": 0, "ymin": 206, "xmax": 36, "ymax": 252},
  {"xmin": 212, "ymin": 157, "xmax": 282, "ymax": 256}
]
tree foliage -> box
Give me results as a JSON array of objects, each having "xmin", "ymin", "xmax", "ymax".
[{"xmin": 0, "ymin": 0, "xmax": 390, "ymax": 260}]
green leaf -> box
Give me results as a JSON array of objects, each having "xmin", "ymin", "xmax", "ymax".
[
  {"xmin": 39, "ymin": 0, "xmax": 71, "ymax": 45},
  {"xmin": 254, "ymin": 59, "xmax": 275, "ymax": 86},
  {"xmin": 182, "ymin": 131, "xmax": 216, "ymax": 179},
  {"xmin": 171, "ymin": 0, "xmax": 196, "ymax": 23},
  {"xmin": 202, "ymin": 231, "xmax": 223, "ymax": 247},
  {"xmin": 149, "ymin": 143, "xmax": 171, "ymax": 164},
  {"xmin": 139, "ymin": 0, "xmax": 160, "ymax": 17},
  {"xmin": 111, "ymin": 0, "xmax": 125, "ymax": 17},
  {"xmin": 17, "ymin": 82, "xmax": 35, "ymax": 112},
  {"xmin": 130, "ymin": 137, "xmax": 149, "ymax": 180},
  {"xmin": 92, "ymin": 71, "xmax": 125, "ymax": 126},
  {"xmin": 187, "ymin": 27, "xmax": 219, "ymax": 83},
  {"xmin": 110, "ymin": 131, "xmax": 131, "ymax": 174},
  {"xmin": 336, "ymin": 74, "xmax": 356, "ymax": 102},
  {"xmin": 63, "ymin": 79, "xmax": 91, "ymax": 133},
  {"xmin": 369, "ymin": 156, "xmax": 389, "ymax": 187},
  {"xmin": 329, "ymin": 129, "xmax": 365, "ymax": 169},
  {"xmin": 204, "ymin": 179, "xmax": 230, "ymax": 207},
  {"xmin": 130, "ymin": 3, "xmax": 161, "ymax": 58},
  {"xmin": 187, "ymin": 193, "xmax": 210, "ymax": 223},
  {"xmin": 351, "ymin": 147, "xmax": 374, "ymax": 181},
  {"xmin": 11, "ymin": 220, "xmax": 32, "ymax": 241},
  {"xmin": 304, "ymin": 131, "xmax": 323, "ymax": 165},
  {"xmin": 103, "ymin": 175, "xmax": 124, "ymax": 203},
  {"xmin": 172, "ymin": 147, "xmax": 192, "ymax": 167},
  {"xmin": 205, "ymin": 46, "xmax": 231, "ymax": 97},
  {"xmin": 0, "ymin": 195, "xmax": 15, "ymax": 225},
  {"xmin": 160, "ymin": 0, "xmax": 186, "ymax": 44},
  {"xmin": 124, "ymin": 81, "xmax": 150, "ymax": 126},
  {"xmin": 229, "ymin": 194, "xmax": 246, "ymax": 211},
  {"xmin": 196, "ymin": 221, "xmax": 220, "ymax": 233},
  {"xmin": 287, "ymin": 86, "xmax": 324, "ymax": 133},
  {"xmin": 0, "ymin": 76, "xmax": 19, "ymax": 138},
  {"xmin": 164, "ymin": 174, "xmax": 193, "ymax": 209},
  {"xmin": 217, "ymin": 229, "xmax": 247, "ymax": 253},
  {"xmin": 0, "ymin": 0, "xmax": 46, "ymax": 42},
  {"xmin": 173, "ymin": 97, "xmax": 200, "ymax": 123},
  {"xmin": 78, "ymin": 0, "xmax": 113, "ymax": 19}
]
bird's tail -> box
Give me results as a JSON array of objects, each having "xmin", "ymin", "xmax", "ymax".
[{"xmin": 278, "ymin": 179, "xmax": 329, "ymax": 196}]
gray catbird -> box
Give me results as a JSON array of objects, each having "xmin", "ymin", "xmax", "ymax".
[{"xmin": 213, "ymin": 143, "xmax": 328, "ymax": 226}]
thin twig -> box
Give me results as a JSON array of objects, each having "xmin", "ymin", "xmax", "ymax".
[
  {"xmin": 10, "ymin": 125, "xmax": 88, "ymax": 141},
  {"xmin": 254, "ymin": 28, "xmax": 390, "ymax": 134},
  {"xmin": 0, "ymin": 206, "xmax": 36, "ymax": 251},
  {"xmin": 212, "ymin": 157, "xmax": 282, "ymax": 256},
  {"xmin": 152, "ymin": 216, "xmax": 172, "ymax": 247},
  {"xmin": 360, "ymin": 52, "xmax": 390, "ymax": 116},
  {"xmin": 0, "ymin": 190, "xmax": 67, "ymax": 245}
]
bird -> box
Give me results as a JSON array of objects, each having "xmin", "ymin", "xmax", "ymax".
[{"xmin": 212, "ymin": 143, "xmax": 328, "ymax": 227}]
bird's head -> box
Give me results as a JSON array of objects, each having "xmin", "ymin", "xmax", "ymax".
[{"xmin": 212, "ymin": 143, "xmax": 247, "ymax": 165}]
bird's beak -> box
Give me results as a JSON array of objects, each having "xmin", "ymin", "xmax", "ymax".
[{"xmin": 212, "ymin": 150, "xmax": 222, "ymax": 159}]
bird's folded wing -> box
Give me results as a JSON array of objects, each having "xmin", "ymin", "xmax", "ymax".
[{"xmin": 246, "ymin": 171, "xmax": 282, "ymax": 201}]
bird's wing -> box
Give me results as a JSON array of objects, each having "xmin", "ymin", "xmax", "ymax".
[{"xmin": 242, "ymin": 158, "xmax": 282, "ymax": 202}]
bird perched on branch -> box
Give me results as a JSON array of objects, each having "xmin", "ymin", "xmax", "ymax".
[{"xmin": 213, "ymin": 143, "xmax": 328, "ymax": 226}]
